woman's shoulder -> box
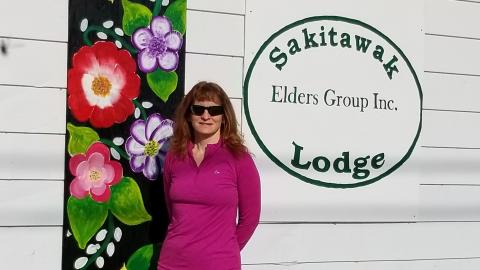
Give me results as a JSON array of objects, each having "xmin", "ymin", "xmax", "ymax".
[
  {"xmin": 227, "ymin": 148, "xmax": 256, "ymax": 168},
  {"xmin": 164, "ymin": 149, "xmax": 188, "ymax": 167}
]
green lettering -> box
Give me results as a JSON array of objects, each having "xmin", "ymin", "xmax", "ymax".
[
  {"xmin": 302, "ymin": 28, "xmax": 319, "ymax": 49},
  {"xmin": 333, "ymin": 152, "xmax": 352, "ymax": 173},
  {"xmin": 354, "ymin": 35, "xmax": 372, "ymax": 53},
  {"xmin": 340, "ymin": 33, "xmax": 351, "ymax": 48},
  {"xmin": 269, "ymin": 47, "xmax": 288, "ymax": 71},
  {"xmin": 291, "ymin": 141, "xmax": 311, "ymax": 169},
  {"xmin": 372, "ymin": 45, "xmax": 384, "ymax": 62},
  {"xmin": 287, "ymin": 38, "xmax": 302, "ymax": 55}
]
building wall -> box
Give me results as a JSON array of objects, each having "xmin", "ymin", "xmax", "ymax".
[{"xmin": 1, "ymin": 0, "xmax": 480, "ymax": 269}]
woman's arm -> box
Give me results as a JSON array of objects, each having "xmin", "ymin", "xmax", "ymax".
[{"xmin": 236, "ymin": 153, "xmax": 261, "ymax": 250}]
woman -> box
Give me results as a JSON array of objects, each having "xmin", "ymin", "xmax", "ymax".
[{"xmin": 158, "ymin": 81, "xmax": 261, "ymax": 270}]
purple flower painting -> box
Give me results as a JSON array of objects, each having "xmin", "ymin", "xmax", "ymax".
[
  {"xmin": 132, "ymin": 16, "xmax": 183, "ymax": 73},
  {"xmin": 126, "ymin": 113, "xmax": 174, "ymax": 180}
]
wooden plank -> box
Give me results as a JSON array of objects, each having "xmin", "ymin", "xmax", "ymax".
[
  {"xmin": 421, "ymin": 110, "xmax": 480, "ymax": 148},
  {"xmin": 0, "ymin": 224, "xmax": 480, "ymax": 270},
  {"xmin": 414, "ymin": 146, "xmax": 480, "ymax": 185},
  {"xmin": 0, "ymin": 39, "xmax": 67, "ymax": 88},
  {"xmin": 419, "ymin": 185, "xmax": 480, "ymax": 221},
  {"xmin": 188, "ymin": 0, "xmax": 245, "ymax": 15},
  {"xmin": 186, "ymin": 10, "xmax": 244, "ymax": 57},
  {"xmin": 0, "ymin": 181, "xmax": 63, "ymax": 226},
  {"xmin": 425, "ymin": 0, "xmax": 480, "ymax": 38},
  {"xmin": 243, "ymin": 259, "xmax": 480, "ymax": 270},
  {"xmin": 242, "ymin": 222, "xmax": 480, "ymax": 264},
  {"xmin": 423, "ymin": 72, "xmax": 480, "ymax": 112},
  {"xmin": 0, "ymin": 85, "xmax": 66, "ymax": 133},
  {"xmin": 185, "ymin": 53, "xmax": 244, "ymax": 98},
  {"xmin": 0, "ymin": 133, "xmax": 65, "ymax": 180},
  {"xmin": 425, "ymin": 35, "xmax": 480, "ymax": 76},
  {"xmin": 0, "ymin": 227, "xmax": 62, "ymax": 270},
  {"xmin": 231, "ymin": 98, "xmax": 243, "ymax": 132},
  {"xmin": 0, "ymin": 0, "xmax": 68, "ymax": 41}
]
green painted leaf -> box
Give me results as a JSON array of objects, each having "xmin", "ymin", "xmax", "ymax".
[
  {"xmin": 121, "ymin": 0, "xmax": 152, "ymax": 36},
  {"xmin": 67, "ymin": 123, "xmax": 99, "ymax": 155},
  {"xmin": 147, "ymin": 69, "xmax": 178, "ymax": 102},
  {"xmin": 164, "ymin": 0, "xmax": 187, "ymax": 34},
  {"xmin": 109, "ymin": 177, "xmax": 152, "ymax": 225},
  {"xmin": 67, "ymin": 196, "xmax": 108, "ymax": 249},
  {"xmin": 126, "ymin": 244, "xmax": 154, "ymax": 270}
]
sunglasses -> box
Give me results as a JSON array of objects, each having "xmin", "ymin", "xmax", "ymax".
[{"xmin": 190, "ymin": 105, "xmax": 224, "ymax": 116}]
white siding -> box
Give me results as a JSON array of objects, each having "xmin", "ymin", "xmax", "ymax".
[
  {"xmin": 185, "ymin": 53, "xmax": 244, "ymax": 98},
  {"xmin": 0, "ymin": 0, "xmax": 68, "ymax": 41},
  {"xmin": 0, "ymin": 133, "xmax": 65, "ymax": 180},
  {"xmin": 242, "ymin": 222, "xmax": 480, "ymax": 266},
  {"xmin": 0, "ymin": 40, "xmax": 67, "ymax": 88},
  {"xmin": 0, "ymin": 181, "xmax": 63, "ymax": 226},
  {"xmin": 1, "ymin": 0, "xmax": 480, "ymax": 269},
  {"xmin": 0, "ymin": 86, "xmax": 66, "ymax": 134},
  {"xmin": 0, "ymin": 227, "xmax": 63, "ymax": 270},
  {"xmin": 423, "ymin": 73, "xmax": 480, "ymax": 111},
  {"xmin": 421, "ymin": 111, "xmax": 480, "ymax": 148},
  {"xmin": 186, "ymin": 10, "xmax": 244, "ymax": 56}
]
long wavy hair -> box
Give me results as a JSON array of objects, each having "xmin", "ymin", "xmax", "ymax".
[{"xmin": 169, "ymin": 81, "xmax": 247, "ymax": 157}]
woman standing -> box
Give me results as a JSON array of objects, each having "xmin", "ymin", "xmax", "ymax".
[{"xmin": 158, "ymin": 81, "xmax": 261, "ymax": 269}]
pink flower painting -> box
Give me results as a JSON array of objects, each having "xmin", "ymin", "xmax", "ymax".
[{"xmin": 69, "ymin": 142, "xmax": 123, "ymax": 202}]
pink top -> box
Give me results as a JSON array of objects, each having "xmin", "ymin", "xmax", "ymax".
[{"xmin": 157, "ymin": 141, "xmax": 261, "ymax": 270}]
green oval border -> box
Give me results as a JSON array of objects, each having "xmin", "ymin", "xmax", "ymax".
[{"xmin": 243, "ymin": 16, "xmax": 423, "ymax": 189}]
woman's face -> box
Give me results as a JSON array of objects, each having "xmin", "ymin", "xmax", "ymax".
[{"xmin": 190, "ymin": 99, "xmax": 224, "ymax": 141}]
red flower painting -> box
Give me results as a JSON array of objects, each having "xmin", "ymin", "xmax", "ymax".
[{"xmin": 68, "ymin": 41, "xmax": 140, "ymax": 128}]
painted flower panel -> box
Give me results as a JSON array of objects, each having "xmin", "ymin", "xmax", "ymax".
[
  {"xmin": 126, "ymin": 113, "xmax": 173, "ymax": 180},
  {"xmin": 68, "ymin": 41, "xmax": 141, "ymax": 128},
  {"xmin": 64, "ymin": 0, "xmax": 186, "ymax": 268}
]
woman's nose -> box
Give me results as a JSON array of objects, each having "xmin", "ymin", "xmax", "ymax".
[{"xmin": 201, "ymin": 109, "xmax": 211, "ymax": 119}]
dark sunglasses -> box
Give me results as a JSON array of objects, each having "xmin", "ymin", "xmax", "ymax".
[{"xmin": 190, "ymin": 105, "xmax": 224, "ymax": 116}]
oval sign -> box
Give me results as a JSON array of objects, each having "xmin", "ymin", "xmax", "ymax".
[{"xmin": 244, "ymin": 16, "xmax": 422, "ymax": 188}]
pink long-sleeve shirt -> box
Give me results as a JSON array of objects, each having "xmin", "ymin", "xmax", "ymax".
[{"xmin": 157, "ymin": 141, "xmax": 261, "ymax": 270}]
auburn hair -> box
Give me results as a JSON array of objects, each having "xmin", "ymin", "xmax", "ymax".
[{"xmin": 169, "ymin": 81, "xmax": 247, "ymax": 157}]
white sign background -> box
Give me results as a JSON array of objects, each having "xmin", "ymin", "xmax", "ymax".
[{"xmin": 244, "ymin": 0, "xmax": 423, "ymax": 221}]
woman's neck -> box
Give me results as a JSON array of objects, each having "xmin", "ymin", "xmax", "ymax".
[{"xmin": 193, "ymin": 133, "xmax": 221, "ymax": 151}]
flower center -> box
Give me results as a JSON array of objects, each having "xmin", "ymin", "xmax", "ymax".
[
  {"xmin": 144, "ymin": 140, "xmax": 160, "ymax": 157},
  {"xmin": 148, "ymin": 36, "xmax": 167, "ymax": 56},
  {"xmin": 91, "ymin": 76, "xmax": 112, "ymax": 97},
  {"xmin": 89, "ymin": 169, "xmax": 102, "ymax": 182}
]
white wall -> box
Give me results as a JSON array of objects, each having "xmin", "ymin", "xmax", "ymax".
[{"xmin": 1, "ymin": 0, "xmax": 480, "ymax": 269}]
